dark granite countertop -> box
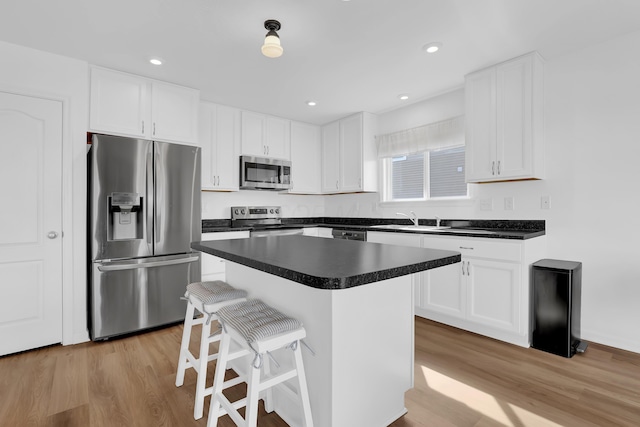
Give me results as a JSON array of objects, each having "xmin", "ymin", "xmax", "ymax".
[
  {"xmin": 192, "ymin": 236, "xmax": 460, "ymax": 290},
  {"xmin": 202, "ymin": 218, "xmax": 545, "ymax": 240}
]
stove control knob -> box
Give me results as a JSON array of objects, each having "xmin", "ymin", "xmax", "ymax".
[
  {"xmin": 240, "ymin": 209, "xmax": 246, "ymax": 215},
  {"xmin": 270, "ymin": 209, "xmax": 274, "ymax": 214},
  {"xmin": 275, "ymin": 208, "xmax": 280, "ymax": 214},
  {"xmin": 234, "ymin": 209, "xmax": 239, "ymax": 215}
]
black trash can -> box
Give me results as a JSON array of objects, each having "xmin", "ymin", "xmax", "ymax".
[{"xmin": 531, "ymin": 259, "xmax": 587, "ymax": 357}]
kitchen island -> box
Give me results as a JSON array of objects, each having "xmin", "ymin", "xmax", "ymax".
[{"xmin": 192, "ymin": 236, "xmax": 460, "ymax": 427}]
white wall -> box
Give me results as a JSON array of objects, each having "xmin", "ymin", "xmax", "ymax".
[
  {"xmin": 0, "ymin": 41, "xmax": 89, "ymax": 344},
  {"xmin": 326, "ymin": 31, "xmax": 640, "ymax": 353}
]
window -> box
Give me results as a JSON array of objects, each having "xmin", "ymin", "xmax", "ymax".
[{"xmin": 383, "ymin": 146, "xmax": 467, "ymax": 201}]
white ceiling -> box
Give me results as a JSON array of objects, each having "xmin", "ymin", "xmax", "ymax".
[{"xmin": 2, "ymin": 0, "xmax": 640, "ymax": 125}]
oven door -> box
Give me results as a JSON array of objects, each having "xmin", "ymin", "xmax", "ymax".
[{"xmin": 240, "ymin": 155, "xmax": 291, "ymax": 190}]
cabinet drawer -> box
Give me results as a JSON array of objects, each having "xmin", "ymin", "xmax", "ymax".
[{"xmin": 421, "ymin": 236, "xmax": 522, "ymax": 262}]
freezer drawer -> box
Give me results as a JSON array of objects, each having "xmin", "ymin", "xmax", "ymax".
[{"xmin": 90, "ymin": 253, "xmax": 200, "ymax": 340}]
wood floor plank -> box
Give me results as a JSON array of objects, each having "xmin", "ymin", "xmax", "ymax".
[{"xmin": 46, "ymin": 345, "xmax": 89, "ymax": 416}]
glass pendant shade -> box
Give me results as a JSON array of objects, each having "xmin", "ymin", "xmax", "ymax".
[{"xmin": 262, "ymin": 34, "xmax": 283, "ymax": 58}]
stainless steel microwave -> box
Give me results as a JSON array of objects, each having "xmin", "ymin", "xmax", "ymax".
[{"xmin": 239, "ymin": 155, "xmax": 292, "ymax": 190}]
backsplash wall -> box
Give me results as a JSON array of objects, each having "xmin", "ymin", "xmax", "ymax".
[{"xmin": 201, "ymin": 191, "xmax": 325, "ymax": 219}]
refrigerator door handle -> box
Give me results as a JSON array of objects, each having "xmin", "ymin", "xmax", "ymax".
[
  {"xmin": 146, "ymin": 147, "xmax": 154, "ymax": 248},
  {"xmin": 154, "ymin": 146, "xmax": 163, "ymax": 247},
  {"xmin": 97, "ymin": 255, "xmax": 200, "ymax": 272}
]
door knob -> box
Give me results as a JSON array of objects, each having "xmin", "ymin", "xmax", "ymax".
[{"xmin": 47, "ymin": 231, "xmax": 58, "ymax": 239}]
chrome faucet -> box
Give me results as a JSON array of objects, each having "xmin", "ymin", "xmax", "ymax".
[
  {"xmin": 435, "ymin": 216, "xmax": 441, "ymax": 227},
  {"xmin": 397, "ymin": 211, "xmax": 418, "ymax": 226}
]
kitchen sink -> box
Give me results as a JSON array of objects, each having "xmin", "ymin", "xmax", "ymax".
[{"xmin": 371, "ymin": 224, "xmax": 451, "ymax": 232}]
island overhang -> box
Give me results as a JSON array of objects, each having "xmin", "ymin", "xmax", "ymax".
[{"xmin": 191, "ymin": 235, "xmax": 461, "ymax": 289}]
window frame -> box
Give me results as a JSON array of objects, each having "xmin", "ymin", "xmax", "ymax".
[{"xmin": 379, "ymin": 145, "xmax": 473, "ymax": 206}]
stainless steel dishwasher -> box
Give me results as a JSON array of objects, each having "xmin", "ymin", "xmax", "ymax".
[{"xmin": 331, "ymin": 229, "xmax": 367, "ymax": 241}]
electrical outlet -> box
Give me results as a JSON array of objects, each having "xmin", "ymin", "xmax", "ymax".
[
  {"xmin": 480, "ymin": 198, "xmax": 493, "ymax": 211},
  {"xmin": 541, "ymin": 195, "xmax": 550, "ymax": 209},
  {"xmin": 504, "ymin": 196, "xmax": 514, "ymax": 211}
]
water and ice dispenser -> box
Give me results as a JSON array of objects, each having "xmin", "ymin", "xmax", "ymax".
[{"xmin": 108, "ymin": 192, "xmax": 143, "ymax": 240}]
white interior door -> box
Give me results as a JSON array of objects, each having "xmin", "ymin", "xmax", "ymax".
[{"xmin": 0, "ymin": 91, "xmax": 63, "ymax": 356}]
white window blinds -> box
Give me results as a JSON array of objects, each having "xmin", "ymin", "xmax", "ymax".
[{"xmin": 377, "ymin": 115, "xmax": 465, "ymax": 158}]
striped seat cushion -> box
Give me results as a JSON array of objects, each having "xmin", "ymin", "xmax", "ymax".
[
  {"xmin": 186, "ymin": 281, "xmax": 247, "ymax": 304},
  {"xmin": 217, "ymin": 299, "xmax": 302, "ymax": 343}
]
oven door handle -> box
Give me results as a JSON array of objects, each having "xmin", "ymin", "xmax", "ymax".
[{"xmin": 251, "ymin": 228, "xmax": 304, "ymax": 238}]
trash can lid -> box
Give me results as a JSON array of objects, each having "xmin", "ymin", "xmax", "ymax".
[{"xmin": 533, "ymin": 259, "xmax": 582, "ymax": 271}]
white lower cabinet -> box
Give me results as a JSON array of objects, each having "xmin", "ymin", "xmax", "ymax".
[
  {"xmin": 420, "ymin": 262, "xmax": 466, "ymax": 320},
  {"xmin": 302, "ymin": 227, "xmax": 333, "ymax": 238},
  {"xmin": 201, "ymin": 231, "xmax": 250, "ymax": 281},
  {"xmin": 368, "ymin": 231, "xmax": 546, "ymax": 347}
]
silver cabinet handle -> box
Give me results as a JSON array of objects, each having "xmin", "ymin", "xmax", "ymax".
[
  {"xmin": 466, "ymin": 261, "xmax": 471, "ymax": 276},
  {"xmin": 141, "ymin": 120, "xmax": 145, "ymax": 134},
  {"xmin": 492, "ymin": 161, "xmax": 495, "ymax": 175},
  {"xmin": 461, "ymin": 261, "xmax": 465, "ymax": 276},
  {"xmin": 153, "ymin": 122, "xmax": 156, "ymax": 136},
  {"xmin": 497, "ymin": 160, "xmax": 501, "ymax": 175},
  {"xmin": 336, "ymin": 180, "xmax": 339, "ymax": 189},
  {"xmin": 459, "ymin": 246, "xmax": 474, "ymax": 250},
  {"xmin": 47, "ymin": 231, "xmax": 58, "ymax": 239}
]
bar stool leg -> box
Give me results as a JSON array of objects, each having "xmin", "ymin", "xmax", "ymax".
[
  {"xmin": 207, "ymin": 331, "xmax": 231, "ymax": 427},
  {"xmin": 263, "ymin": 355, "xmax": 274, "ymax": 413},
  {"xmin": 245, "ymin": 363, "xmax": 262, "ymax": 427},
  {"xmin": 293, "ymin": 343, "xmax": 314, "ymax": 427},
  {"xmin": 175, "ymin": 302, "xmax": 196, "ymax": 387},
  {"xmin": 193, "ymin": 314, "xmax": 213, "ymax": 419}
]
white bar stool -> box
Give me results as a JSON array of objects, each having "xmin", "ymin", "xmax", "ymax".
[
  {"xmin": 175, "ymin": 281, "xmax": 248, "ymax": 420},
  {"xmin": 207, "ymin": 299, "xmax": 314, "ymax": 427}
]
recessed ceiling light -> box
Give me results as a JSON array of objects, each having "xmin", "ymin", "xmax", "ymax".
[
  {"xmin": 149, "ymin": 58, "xmax": 163, "ymax": 65},
  {"xmin": 307, "ymin": 101, "xmax": 317, "ymax": 107},
  {"xmin": 422, "ymin": 42, "xmax": 442, "ymax": 53},
  {"xmin": 398, "ymin": 94, "xmax": 409, "ymax": 101}
]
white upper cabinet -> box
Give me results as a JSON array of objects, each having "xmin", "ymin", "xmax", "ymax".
[
  {"xmin": 289, "ymin": 121, "xmax": 322, "ymax": 194},
  {"xmin": 150, "ymin": 81, "xmax": 199, "ymax": 144},
  {"xmin": 89, "ymin": 67, "xmax": 148, "ymax": 138},
  {"xmin": 89, "ymin": 66, "xmax": 199, "ymax": 144},
  {"xmin": 240, "ymin": 111, "xmax": 290, "ymax": 159},
  {"xmin": 198, "ymin": 101, "xmax": 240, "ymax": 191},
  {"xmin": 465, "ymin": 52, "xmax": 544, "ymax": 182},
  {"xmin": 321, "ymin": 121, "xmax": 340, "ymax": 192},
  {"xmin": 321, "ymin": 112, "xmax": 378, "ymax": 194}
]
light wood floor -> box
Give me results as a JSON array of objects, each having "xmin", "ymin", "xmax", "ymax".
[{"xmin": 1, "ymin": 317, "xmax": 639, "ymax": 426}]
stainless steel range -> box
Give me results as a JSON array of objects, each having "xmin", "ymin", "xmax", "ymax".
[{"xmin": 231, "ymin": 206, "xmax": 303, "ymax": 237}]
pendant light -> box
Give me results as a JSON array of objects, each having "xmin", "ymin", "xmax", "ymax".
[{"xmin": 261, "ymin": 20, "xmax": 283, "ymax": 58}]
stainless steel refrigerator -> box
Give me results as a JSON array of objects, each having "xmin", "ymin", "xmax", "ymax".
[{"xmin": 88, "ymin": 134, "xmax": 201, "ymax": 340}]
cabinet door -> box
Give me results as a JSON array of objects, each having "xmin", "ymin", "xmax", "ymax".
[
  {"xmin": 339, "ymin": 114, "xmax": 363, "ymax": 192},
  {"xmin": 420, "ymin": 262, "xmax": 466, "ymax": 319},
  {"xmin": 214, "ymin": 105, "xmax": 240, "ymax": 190},
  {"xmin": 367, "ymin": 232, "xmax": 422, "ymax": 304},
  {"xmin": 241, "ymin": 111, "xmax": 265, "ymax": 156},
  {"xmin": 151, "ymin": 81, "xmax": 199, "ymax": 144},
  {"xmin": 265, "ymin": 117, "xmax": 290, "ymax": 159},
  {"xmin": 465, "ymin": 67, "xmax": 496, "ymax": 182},
  {"xmin": 321, "ymin": 121, "xmax": 340, "ymax": 193},
  {"xmin": 290, "ymin": 121, "xmax": 321, "ymax": 193},
  {"xmin": 198, "ymin": 102, "xmax": 216, "ymax": 189},
  {"xmin": 466, "ymin": 259, "xmax": 521, "ymax": 333},
  {"xmin": 89, "ymin": 67, "xmax": 149, "ymax": 138},
  {"xmin": 496, "ymin": 56, "xmax": 533, "ymax": 179}
]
